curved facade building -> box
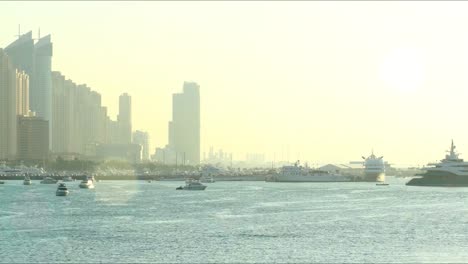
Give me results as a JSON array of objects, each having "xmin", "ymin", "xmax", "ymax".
[{"xmin": 34, "ymin": 35, "xmax": 53, "ymax": 122}]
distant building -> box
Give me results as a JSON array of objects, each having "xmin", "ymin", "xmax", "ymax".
[
  {"xmin": 167, "ymin": 82, "xmax": 200, "ymax": 165},
  {"xmin": 96, "ymin": 143, "xmax": 141, "ymax": 163},
  {"xmin": 318, "ymin": 164, "xmax": 351, "ymax": 174},
  {"xmin": 0, "ymin": 49, "xmax": 18, "ymax": 160},
  {"xmin": 132, "ymin": 130, "xmax": 149, "ymax": 162},
  {"xmin": 153, "ymin": 146, "xmax": 177, "ymax": 165},
  {"xmin": 118, "ymin": 93, "xmax": 132, "ymax": 144},
  {"xmin": 17, "ymin": 114, "xmax": 49, "ymax": 161}
]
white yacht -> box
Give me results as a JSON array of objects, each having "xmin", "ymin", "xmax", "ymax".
[
  {"xmin": 176, "ymin": 178, "xmax": 207, "ymax": 190},
  {"xmin": 79, "ymin": 177, "xmax": 95, "ymax": 189},
  {"xmin": 56, "ymin": 183, "xmax": 69, "ymax": 196},
  {"xmin": 23, "ymin": 176, "xmax": 32, "ymax": 185},
  {"xmin": 62, "ymin": 176, "xmax": 74, "ymax": 182},
  {"xmin": 362, "ymin": 151, "xmax": 385, "ymax": 182},
  {"xmin": 200, "ymin": 175, "xmax": 215, "ymax": 183},
  {"xmin": 407, "ymin": 140, "xmax": 468, "ymax": 186},
  {"xmin": 269, "ymin": 161, "xmax": 352, "ymax": 182},
  {"xmin": 40, "ymin": 177, "xmax": 58, "ymax": 184}
]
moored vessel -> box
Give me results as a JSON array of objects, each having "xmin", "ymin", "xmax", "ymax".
[
  {"xmin": 361, "ymin": 151, "xmax": 385, "ymax": 182},
  {"xmin": 406, "ymin": 140, "xmax": 468, "ymax": 187},
  {"xmin": 40, "ymin": 177, "xmax": 58, "ymax": 184},
  {"xmin": 268, "ymin": 161, "xmax": 352, "ymax": 182}
]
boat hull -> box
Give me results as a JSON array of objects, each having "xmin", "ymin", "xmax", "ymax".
[
  {"xmin": 360, "ymin": 172, "xmax": 385, "ymax": 182},
  {"xmin": 271, "ymin": 174, "xmax": 351, "ymax": 182},
  {"xmin": 56, "ymin": 190, "xmax": 69, "ymax": 196},
  {"xmin": 79, "ymin": 184, "xmax": 94, "ymax": 189},
  {"xmin": 183, "ymin": 186, "xmax": 207, "ymax": 190},
  {"xmin": 406, "ymin": 175, "xmax": 468, "ymax": 187}
]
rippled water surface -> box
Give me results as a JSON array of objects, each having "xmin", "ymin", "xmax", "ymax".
[{"xmin": 1, "ymin": 177, "xmax": 468, "ymax": 263}]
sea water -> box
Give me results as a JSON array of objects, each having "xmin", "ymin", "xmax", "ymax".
[{"xmin": 1, "ymin": 177, "xmax": 468, "ymax": 263}]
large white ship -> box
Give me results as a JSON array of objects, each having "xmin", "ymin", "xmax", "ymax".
[
  {"xmin": 362, "ymin": 151, "xmax": 385, "ymax": 182},
  {"xmin": 407, "ymin": 140, "xmax": 468, "ymax": 186},
  {"xmin": 268, "ymin": 161, "xmax": 351, "ymax": 182}
]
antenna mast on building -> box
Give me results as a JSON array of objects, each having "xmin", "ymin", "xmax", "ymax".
[{"xmin": 15, "ymin": 24, "xmax": 21, "ymax": 39}]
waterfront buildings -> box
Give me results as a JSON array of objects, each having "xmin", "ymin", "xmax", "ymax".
[
  {"xmin": 17, "ymin": 114, "xmax": 49, "ymax": 161},
  {"xmin": 51, "ymin": 71, "xmax": 134, "ymax": 161},
  {"xmin": 0, "ymin": 49, "xmax": 18, "ymax": 160}
]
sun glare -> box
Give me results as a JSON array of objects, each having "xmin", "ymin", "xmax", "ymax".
[{"xmin": 380, "ymin": 47, "xmax": 425, "ymax": 93}]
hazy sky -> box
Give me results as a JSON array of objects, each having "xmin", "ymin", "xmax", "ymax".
[{"xmin": 2, "ymin": 1, "xmax": 468, "ymax": 166}]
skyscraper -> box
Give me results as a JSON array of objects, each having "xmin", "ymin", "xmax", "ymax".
[
  {"xmin": 168, "ymin": 82, "xmax": 200, "ymax": 165},
  {"xmin": 0, "ymin": 49, "xmax": 18, "ymax": 160},
  {"xmin": 4, "ymin": 31, "xmax": 34, "ymax": 82},
  {"xmin": 34, "ymin": 35, "xmax": 53, "ymax": 148},
  {"xmin": 118, "ymin": 93, "xmax": 132, "ymax": 144}
]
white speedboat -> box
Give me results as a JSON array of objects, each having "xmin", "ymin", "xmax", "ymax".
[
  {"xmin": 79, "ymin": 178, "xmax": 95, "ymax": 189},
  {"xmin": 56, "ymin": 183, "xmax": 69, "ymax": 196},
  {"xmin": 176, "ymin": 178, "xmax": 207, "ymax": 190},
  {"xmin": 23, "ymin": 176, "xmax": 32, "ymax": 185},
  {"xmin": 40, "ymin": 177, "xmax": 58, "ymax": 184},
  {"xmin": 270, "ymin": 161, "xmax": 351, "ymax": 182}
]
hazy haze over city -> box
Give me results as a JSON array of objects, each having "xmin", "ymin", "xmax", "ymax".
[{"xmin": 3, "ymin": 1, "xmax": 468, "ymax": 166}]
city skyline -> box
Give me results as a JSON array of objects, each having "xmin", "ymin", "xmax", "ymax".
[{"xmin": 3, "ymin": 2, "xmax": 468, "ymax": 165}]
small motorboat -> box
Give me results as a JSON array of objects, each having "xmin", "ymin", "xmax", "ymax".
[
  {"xmin": 56, "ymin": 183, "xmax": 69, "ymax": 196},
  {"xmin": 0, "ymin": 181, "xmax": 5, "ymax": 184},
  {"xmin": 176, "ymin": 178, "xmax": 207, "ymax": 190},
  {"xmin": 23, "ymin": 176, "xmax": 32, "ymax": 185},
  {"xmin": 376, "ymin": 183, "xmax": 389, "ymax": 186}
]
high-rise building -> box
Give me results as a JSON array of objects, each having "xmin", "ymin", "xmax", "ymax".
[
  {"xmin": 133, "ymin": 130, "xmax": 150, "ymax": 161},
  {"xmin": 17, "ymin": 114, "xmax": 49, "ymax": 161},
  {"xmin": 15, "ymin": 69, "xmax": 29, "ymax": 116},
  {"xmin": 34, "ymin": 35, "xmax": 53, "ymax": 149},
  {"xmin": 5, "ymin": 31, "xmax": 53, "ymax": 150},
  {"xmin": 0, "ymin": 49, "xmax": 18, "ymax": 160},
  {"xmin": 51, "ymin": 71, "xmax": 69, "ymax": 153},
  {"xmin": 33, "ymin": 35, "xmax": 53, "ymax": 122},
  {"xmin": 118, "ymin": 93, "xmax": 132, "ymax": 144},
  {"xmin": 4, "ymin": 31, "xmax": 34, "ymax": 83},
  {"xmin": 168, "ymin": 82, "xmax": 200, "ymax": 165}
]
